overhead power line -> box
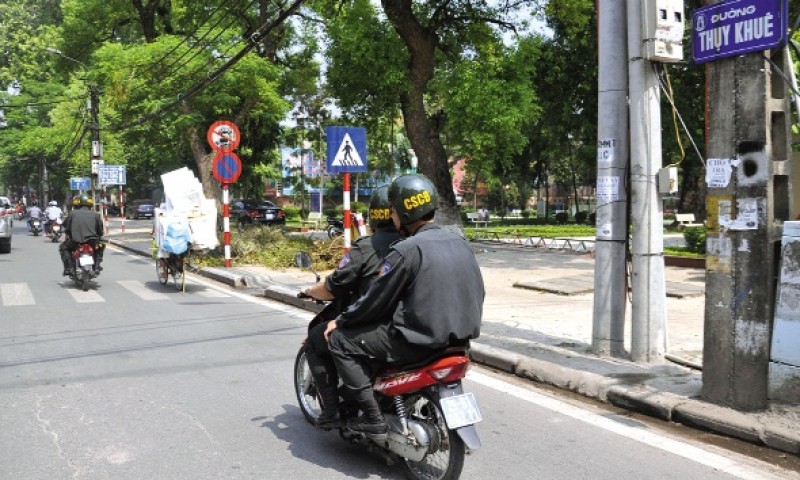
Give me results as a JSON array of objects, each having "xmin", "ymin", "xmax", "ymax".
[{"xmin": 112, "ymin": 0, "xmax": 305, "ymax": 132}]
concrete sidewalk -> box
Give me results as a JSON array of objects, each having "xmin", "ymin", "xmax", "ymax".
[{"xmin": 105, "ymin": 222, "xmax": 800, "ymax": 456}]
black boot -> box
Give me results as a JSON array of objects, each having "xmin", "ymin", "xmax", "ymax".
[
  {"xmin": 306, "ymin": 349, "xmax": 341, "ymax": 429},
  {"xmin": 346, "ymin": 388, "xmax": 387, "ymax": 435}
]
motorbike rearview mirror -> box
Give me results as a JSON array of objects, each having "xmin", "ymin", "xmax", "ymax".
[
  {"xmin": 294, "ymin": 252, "xmax": 312, "ymax": 269},
  {"xmin": 294, "ymin": 251, "xmax": 320, "ymax": 283}
]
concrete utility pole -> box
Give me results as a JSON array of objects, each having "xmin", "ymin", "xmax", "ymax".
[
  {"xmin": 627, "ymin": 0, "xmax": 667, "ymax": 362},
  {"xmin": 703, "ymin": 47, "xmax": 793, "ymax": 410},
  {"xmin": 89, "ymin": 85, "xmax": 102, "ymax": 209},
  {"xmin": 593, "ymin": 0, "xmax": 629, "ymax": 357}
]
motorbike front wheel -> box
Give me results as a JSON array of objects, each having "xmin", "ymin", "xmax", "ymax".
[
  {"xmin": 400, "ymin": 391, "xmax": 466, "ymax": 480},
  {"xmin": 293, "ymin": 346, "xmax": 322, "ymax": 425}
]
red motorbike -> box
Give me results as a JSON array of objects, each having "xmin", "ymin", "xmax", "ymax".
[
  {"xmin": 293, "ymin": 253, "xmax": 482, "ymax": 480},
  {"xmin": 69, "ymin": 242, "xmax": 102, "ymax": 291}
]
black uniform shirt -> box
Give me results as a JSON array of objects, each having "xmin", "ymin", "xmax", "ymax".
[
  {"xmin": 64, "ymin": 208, "xmax": 104, "ymax": 243},
  {"xmin": 325, "ymin": 229, "xmax": 401, "ymax": 303},
  {"xmin": 337, "ymin": 224, "xmax": 484, "ymax": 348}
]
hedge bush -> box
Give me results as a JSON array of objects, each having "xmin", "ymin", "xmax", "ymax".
[{"xmin": 683, "ymin": 226, "xmax": 707, "ymax": 254}]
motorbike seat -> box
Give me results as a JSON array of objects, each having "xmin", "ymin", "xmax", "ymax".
[{"xmin": 381, "ymin": 344, "xmax": 470, "ymax": 374}]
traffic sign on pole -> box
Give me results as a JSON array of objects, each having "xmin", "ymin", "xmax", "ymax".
[
  {"xmin": 212, "ymin": 151, "xmax": 242, "ymax": 184},
  {"xmin": 97, "ymin": 165, "xmax": 127, "ymax": 185},
  {"xmin": 326, "ymin": 126, "xmax": 367, "ymax": 174},
  {"xmin": 207, "ymin": 120, "xmax": 241, "ymax": 152},
  {"xmin": 70, "ymin": 177, "xmax": 91, "ymax": 190}
]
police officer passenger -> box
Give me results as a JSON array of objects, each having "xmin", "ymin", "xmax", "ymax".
[
  {"xmin": 323, "ymin": 173, "xmax": 485, "ymax": 435},
  {"xmin": 301, "ymin": 186, "xmax": 401, "ymax": 428}
]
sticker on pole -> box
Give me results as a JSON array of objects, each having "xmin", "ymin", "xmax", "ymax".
[
  {"xmin": 326, "ymin": 126, "xmax": 367, "ymax": 174},
  {"xmin": 207, "ymin": 120, "xmax": 241, "ymax": 152},
  {"xmin": 213, "ymin": 151, "xmax": 242, "ymax": 184}
]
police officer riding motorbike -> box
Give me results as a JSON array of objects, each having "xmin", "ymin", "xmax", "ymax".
[{"xmin": 299, "ymin": 186, "xmax": 401, "ymax": 429}]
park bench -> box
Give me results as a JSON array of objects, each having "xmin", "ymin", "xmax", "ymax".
[
  {"xmin": 301, "ymin": 211, "xmax": 324, "ymax": 230},
  {"xmin": 674, "ymin": 213, "xmax": 703, "ymax": 230},
  {"xmin": 466, "ymin": 211, "xmax": 490, "ymax": 228}
]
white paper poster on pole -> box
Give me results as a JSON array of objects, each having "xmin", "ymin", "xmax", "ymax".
[
  {"xmin": 596, "ymin": 176, "xmax": 620, "ymax": 202},
  {"xmin": 706, "ymin": 158, "xmax": 733, "ymax": 188}
]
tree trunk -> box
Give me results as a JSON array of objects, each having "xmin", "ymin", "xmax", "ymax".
[
  {"xmin": 383, "ymin": 0, "xmax": 462, "ymax": 230},
  {"xmin": 187, "ymin": 126, "xmax": 219, "ymax": 204}
]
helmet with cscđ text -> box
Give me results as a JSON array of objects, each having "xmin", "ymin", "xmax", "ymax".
[
  {"xmin": 368, "ymin": 186, "xmax": 394, "ymax": 230},
  {"xmin": 388, "ymin": 174, "xmax": 438, "ymax": 225}
]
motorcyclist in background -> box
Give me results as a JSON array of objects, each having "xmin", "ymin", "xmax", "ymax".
[
  {"xmin": 44, "ymin": 201, "xmax": 63, "ymax": 235},
  {"xmin": 59, "ymin": 195, "xmax": 105, "ymax": 276},
  {"xmin": 26, "ymin": 202, "xmax": 42, "ymax": 231},
  {"xmin": 300, "ymin": 186, "xmax": 401, "ymax": 429}
]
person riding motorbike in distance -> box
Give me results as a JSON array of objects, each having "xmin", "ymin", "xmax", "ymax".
[
  {"xmin": 323, "ymin": 173, "xmax": 485, "ymax": 435},
  {"xmin": 26, "ymin": 202, "xmax": 42, "ymax": 231},
  {"xmin": 45, "ymin": 200, "xmax": 63, "ymax": 234},
  {"xmin": 60, "ymin": 195, "xmax": 105, "ymax": 276},
  {"xmin": 300, "ymin": 186, "xmax": 401, "ymax": 429}
]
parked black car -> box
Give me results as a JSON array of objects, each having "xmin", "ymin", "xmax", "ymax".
[
  {"xmin": 125, "ymin": 200, "xmax": 155, "ymax": 220},
  {"xmin": 231, "ymin": 199, "xmax": 286, "ymax": 229}
]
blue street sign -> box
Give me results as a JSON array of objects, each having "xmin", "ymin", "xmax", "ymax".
[
  {"xmin": 692, "ymin": 0, "xmax": 788, "ymax": 64},
  {"xmin": 326, "ymin": 126, "xmax": 367, "ymax": 174},
  {"xmin": 97, "ymin": 165, "xmax": 127, "ymax": 185},
  {"xmin": 70, "ymin": 177, "xmax": 91, "ymax": 190}
]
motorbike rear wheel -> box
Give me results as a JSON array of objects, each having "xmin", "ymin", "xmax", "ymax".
[
  {"xmin": 80, "ymin": 271, "xmax": 90, "ymax": 292},
  {"xmin": 400, "ymin": 391, "xmax": 465, "ymax": 480},
  {"xmin": 293, "ymin": 346, "xmax": 322, "ymax": 425}
]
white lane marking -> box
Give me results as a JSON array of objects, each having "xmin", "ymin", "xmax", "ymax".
[
  {"xmin": 468, "ymin": 371, "xmax": 795, "ymax": 480},
  {"xmin": 196, "ymin": 289, "xmax": 230, "ymax": 298},
  {"xmin": 66, "ymin": 288, "xmax": 105, "ymax": 303},
  {"xmin": 1, "ymin": 283, "xmax": 36, "ymax": 306},
  {"xmin": 117, "ymin": 280, "xmax": 169, "ymax": 301}
]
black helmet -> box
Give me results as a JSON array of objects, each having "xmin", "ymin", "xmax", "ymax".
[
  {"xmin": 368, "ymin": 186, "xmax": 393, "ymax": 230},
  {"xmin": 388, "ymin": 174, "xmax": 438, "ymax": 225}
]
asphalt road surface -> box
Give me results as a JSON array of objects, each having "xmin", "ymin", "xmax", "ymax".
[{"xmin": 1, "ymin": 222, "xmax": 797, "ymax": 480}]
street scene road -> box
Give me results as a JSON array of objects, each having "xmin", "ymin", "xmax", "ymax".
[{"xmin": 2, "ymin": 220, "xmax": 799, "ymax": 480}]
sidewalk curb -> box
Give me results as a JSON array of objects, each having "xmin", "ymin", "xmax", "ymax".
[{"xmin": 470, "ymin": 343, "xmax": 800, "ymax": 455}]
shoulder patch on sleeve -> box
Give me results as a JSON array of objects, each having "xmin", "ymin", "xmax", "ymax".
[{"xmin": 337, "ymin": 253, "xmax": 351, "ymax": 270}]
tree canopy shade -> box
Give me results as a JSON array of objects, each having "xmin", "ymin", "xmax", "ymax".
[{"xmin": 323, "ymin": 0, "xmax": 540, "ymax": 226}]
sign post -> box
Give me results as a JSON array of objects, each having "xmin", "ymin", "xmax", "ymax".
[
  {"xmin": 97, "ymin": 165, "xmax": 128, "ymax": 232},
  {"xmin": 326, "ymin": 126, "xmax": 367, "ymax": 252},
  {"xmin": 208, "ymin": 121, "xmax": 242, "ymax": 268}
]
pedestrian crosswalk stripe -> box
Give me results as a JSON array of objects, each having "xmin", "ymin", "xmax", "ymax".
[
  {"xmin": 117, "ymin": 280, "xmax": 170, "ymax": 301},
  {"xmin": 66, "ymin": 288, "xmax": 105, "ymax": 303},
  {"xmin": 0, "ymin": 283, "xmax": 35, "ymax": 306}
]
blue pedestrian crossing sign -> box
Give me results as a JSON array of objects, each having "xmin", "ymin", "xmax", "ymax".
[{"xmin": 326, "ymin": 126, "xmax": 367, "ymax": 174}]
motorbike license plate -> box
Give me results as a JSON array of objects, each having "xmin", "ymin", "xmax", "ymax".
[
  {"xmin": 439, "ymin": 393, "xmax": 482, "ymax": 429},
  {"xmin": 79, "ymin": 256, "xmax": 94, "ymax": 267}
]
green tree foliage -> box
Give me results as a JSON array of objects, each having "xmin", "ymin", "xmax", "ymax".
[{"xmin": 1, "ymin": 0, "xmax": 308, "ymax": 203}]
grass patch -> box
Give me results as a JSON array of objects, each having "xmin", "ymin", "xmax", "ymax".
[
  {"xmin": 664, "ymin": 246, "xmax": 705, "ymax": 258},
  {"xmin": 466, "ymin": 224, "xmax": 595, "ymax": 238}
]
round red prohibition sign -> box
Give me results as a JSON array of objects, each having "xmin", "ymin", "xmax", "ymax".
[
  {"xmin": 207, "ymin": 120, "xmax": 241, "ymax": 152},
  {"xmin": 212, "ymin": 151, "xmax": 242, "ymax": 184}
]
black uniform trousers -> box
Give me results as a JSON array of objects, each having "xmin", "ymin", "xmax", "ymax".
[{"xmin": 328, "ymin": 322, "xmax": 438, "ymax": 393}]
